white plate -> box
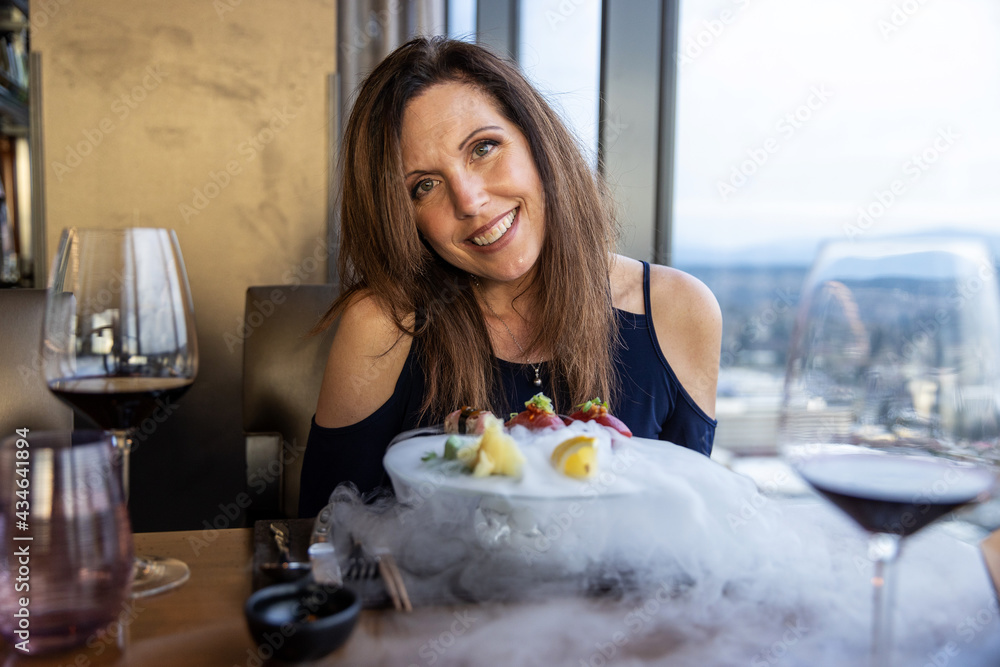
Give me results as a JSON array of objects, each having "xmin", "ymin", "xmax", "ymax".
[{"xmin": 383, "ymin": 423, "xmax": 671, "ymax": 502}]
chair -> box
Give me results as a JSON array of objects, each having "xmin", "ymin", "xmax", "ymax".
[
  {"xmin": 242, "ymin": 284, "xmax": 339, "ymax": 519},
  {"xmin": 0, "ymin": 289, "xmax": 74, "ymax": 435}
]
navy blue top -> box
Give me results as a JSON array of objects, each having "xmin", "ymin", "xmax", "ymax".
[{"xmin": 298, "ymin": 262, "xmax": 717, "ymax": 517}]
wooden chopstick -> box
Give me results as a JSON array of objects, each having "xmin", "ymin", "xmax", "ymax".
[
  {"xmin": 378, "ymin": 556, "xmax": 402, "ymax": 611},
  {"xmin": 386, "ymin": 554, "xmax": 412, "ymax": 612},
  {"xmin": 376, "ymin": 550, "xmax": 412, "ymax": 612}
]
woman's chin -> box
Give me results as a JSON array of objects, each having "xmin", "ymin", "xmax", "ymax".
[
  {"xmin": 471, "ymin": 260, "xmax": 541, "ymax": 287},
  {"xmin": 441, "ymin": 236, "xmax": 544, "ymax": 286}
]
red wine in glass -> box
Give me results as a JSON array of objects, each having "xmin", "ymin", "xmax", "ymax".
[
  {"xmin": 49, "ymin": 376, "xmax": 194, "ymax": 432},
  {"xmin": 42, "ymin": 227, "xmax": 199, "ymax": 598},
  {"xmin": 796, "ymin": 452, "xmax": 995, "ymax": 537}
]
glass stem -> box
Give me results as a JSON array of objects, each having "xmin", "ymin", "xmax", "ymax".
[
  {"xmin": 868, "ymin": 531, "xmax": 901, "ymax": 667},
  {"xmin": 108, "ymin": 430, "xmax": 132, "ymax": 506}
]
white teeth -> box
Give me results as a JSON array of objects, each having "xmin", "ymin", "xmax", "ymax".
[{"xmin": 472, "ymin": 209, "xmax": 517, "ymax": 246}]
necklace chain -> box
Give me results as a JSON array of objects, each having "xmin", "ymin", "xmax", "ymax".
[{"xmin": 475, "ymin": 279, "xmax": 543, "ymax": 387}]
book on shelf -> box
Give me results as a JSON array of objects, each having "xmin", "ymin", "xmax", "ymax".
[
  {"xmin": 6, "ymin": 32, "xmax": 26, "ymax": 89},
  {"xmin": 0, "ymin": 135, "xmax": 19, "ymax": 285},
  {"xmin": 0, "ymin": 3, "xmax": 26, "ymax": 285},
  {"xmin": 0, "ymin": 191, "xmax": 17, "ymax": 285},
  {"xmin": 0, "ymin": 4, "xmax": 27, "ymax": 99},
  {"xmin": 0, "ymin": 31, "xmax": 26, "ymax": 93},
  {"xmin": 13, "ymin": 135, "xmax": 28, "ymax": 278}
]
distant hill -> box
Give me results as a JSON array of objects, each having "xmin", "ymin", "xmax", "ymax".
[
  {"xmin": 674, "ymin": 229, "xmax": 1000, "ymax": 269},
  {"xmin": 672, "ymin": 228, "xmax": 1000, "ymax": 383},
  {"xmin": 674, "ymin": 239, "xmax": 820, "ymax": 268}
]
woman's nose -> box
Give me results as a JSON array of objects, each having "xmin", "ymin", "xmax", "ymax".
[{"xmin": 451, "ymin": 172, "xmax": 489, "ymax": 218}]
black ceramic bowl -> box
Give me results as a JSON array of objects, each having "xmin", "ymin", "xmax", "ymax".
[{"xmin": 244, "ymin": 581, "xmax": 361, "ymax": 663}]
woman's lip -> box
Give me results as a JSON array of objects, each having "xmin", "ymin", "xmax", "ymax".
[
  {"xmin": 466, "ymin": 208, "xmax": 519, "ymax": 251},
  {"xmin": 467, "ymin": 208, "xmax": 517, "ymax": 242}
]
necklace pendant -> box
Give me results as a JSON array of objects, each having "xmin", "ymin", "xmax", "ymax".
[{"xmin": 533, "ymin": 369, "xmax": 542, "ymax": 387}]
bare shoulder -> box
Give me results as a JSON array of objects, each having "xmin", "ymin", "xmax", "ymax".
[
  {"xmin": 608, "ymin": 254, "xmax": 645, "ymax": 313},
  {"xmin": 608, "ymin": 254, "xmax": 720, "ymax": 329},
  {"xmin": 648, "ymin": 264, "xmax": 722, "ymax": 335},
  {"xmin": 314, "ymin": 291, "xmax": 413, "ymax": 428},
  {"xmin": 648, "ymin": 264, "xmax": 722, "ymax": 419}
]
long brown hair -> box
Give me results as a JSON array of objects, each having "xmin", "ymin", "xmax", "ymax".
[{"xmin": 319, "ymin": 37, "xmax": 620, "ymax": 420}]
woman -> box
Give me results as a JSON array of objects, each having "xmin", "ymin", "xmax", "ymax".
[{"xmin": 298, "ymin": 37, "xmax": 721, "ymax": 518}]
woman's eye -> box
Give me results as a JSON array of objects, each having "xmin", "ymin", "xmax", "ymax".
[
  {"xmin": 473, "ymin": 140, "xmax": 497, "ymax": 158},
  {"xmin": 412, "ymin": 179, "xmax": 437, "ymax": 199}
]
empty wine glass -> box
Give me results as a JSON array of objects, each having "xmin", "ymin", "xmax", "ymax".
[
  {"xmin": 779, "ymin": 237, "xmax": 1000, "ymax": 666},
  {"xmin": 41, "ymin": 227, "xmax": 198, "ymax": 598},
  {"xmin": 0, "ymin": 430, "xmax": 133, "ymax": 654}
]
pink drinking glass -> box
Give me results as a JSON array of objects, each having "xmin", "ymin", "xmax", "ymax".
[{"xmin": 0, "ymin": 430, "xmax": 133, "ymax": 655}]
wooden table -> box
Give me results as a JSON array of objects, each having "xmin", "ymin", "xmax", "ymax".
[
  {"xmin": 4, "ymin": 514, "xmax": 1000, "ymax": 666},
  {"xmin": 0, "ymin": 528, "xmax": 502, "ymax": 667}
]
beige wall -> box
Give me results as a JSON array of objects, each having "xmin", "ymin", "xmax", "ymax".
[{"xmin": 33, "ymin": 0, "xmax": 336, "ymax": 530}]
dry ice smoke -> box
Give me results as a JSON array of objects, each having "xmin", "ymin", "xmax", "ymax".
[{"xmin": 316, "ymin": 426, "xmax": 1000, "ymax": 666}]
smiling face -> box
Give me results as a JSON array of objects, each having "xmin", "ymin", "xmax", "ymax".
[{"xmin": 401, "ymin": 81, "xmax": 546, "ymax": 286}]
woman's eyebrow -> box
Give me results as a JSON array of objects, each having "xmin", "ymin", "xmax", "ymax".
[{"xmin": 458, "ymin": 125, "xmax": 502, "ymax": 151}]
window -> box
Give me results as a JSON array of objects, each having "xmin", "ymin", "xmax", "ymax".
[
  {"xmin": 447, "ymin": 0, "xmax": 476, "ymax": 41},
  {"xmin": 518, "ymin": 0, "xmax": 602, "ymax": 166},
  {"xmin": 672, "ymin": 0, "xmax": 1000, "ymax": 453}
]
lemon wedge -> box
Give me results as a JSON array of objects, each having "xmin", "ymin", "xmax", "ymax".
[
  {"xmin": 550, "ymin": 435, "xmax": 598, "ymax": 479},
  {"xmin": 474, "ymin": 416, "xmax": 524, "ymax": 477}
]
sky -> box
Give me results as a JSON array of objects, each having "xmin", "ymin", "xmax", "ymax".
[
  {"xmin": 517, "ymin": 0, "xmax": 602, "ymax": 168},
  {"xmin": 671, "ymin": 0, "xmax": 1000, "ymax": 260}
]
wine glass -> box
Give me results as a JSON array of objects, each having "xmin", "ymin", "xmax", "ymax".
[
  {"xmin": 0, "ymin": 430, "xmax": 133, "ymax": 654},
  {"xmin": 41, "ymin": 227, "xmax": 198, "ymax": 598},
  {"xmin": 779, "ymin": 237, "xmax": 1000, "ymax": 666}
]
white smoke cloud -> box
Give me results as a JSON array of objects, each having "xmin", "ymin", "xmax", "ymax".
[{"xmin": 314, "ymin": 429, "xmax": 1000, "ymax": 666}]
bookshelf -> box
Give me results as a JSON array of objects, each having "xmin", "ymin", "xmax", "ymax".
[{"xmin": 0, "ymin": 0, "xmax": 27, "ymax": 287}]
